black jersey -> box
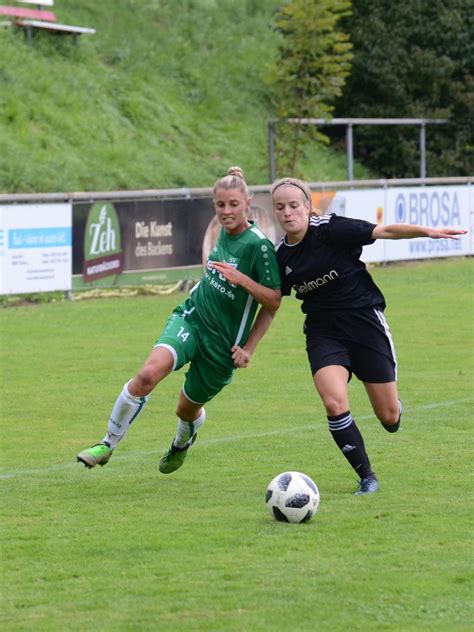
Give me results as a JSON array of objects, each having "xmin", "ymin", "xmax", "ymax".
[{"xmin": 275, "ymin": 214, "xmax": 386, "ymax": 313}]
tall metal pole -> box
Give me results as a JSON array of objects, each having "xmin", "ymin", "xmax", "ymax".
[
  {"xmin": 268, "ymin": 120, "xmax": 276, "ymax": 183},
  {"xmin": 346, "ymin": 123, "xmax": 354, "ymax": 181},
  {"xmin": 419, "ymin": 122, "xmax": 426, "ymax": 178}
]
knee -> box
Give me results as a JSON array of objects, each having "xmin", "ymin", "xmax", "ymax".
[
  {"xmin": 135, "ymin": 365, "xmax": 161, "ymax": 395},
  {"xmin": 376, "ymin": 404, "xmax": 400, "ymax": 426},
  {"xmin": 321, "ymin": 395, "xmax": 348, "ymax": 418},
  {"xmin": 176, "ymin": 403, "xmax": 202, "ymax": 421},
  {"xmin": 176, "ymin": 392, "xmax": 203, "ymax": 421}
]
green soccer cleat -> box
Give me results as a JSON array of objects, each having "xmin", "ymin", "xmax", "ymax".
[
  {"xmin": 159, "ymin": 434, "xmax": 197, "ymax": 474},
  {"xmin": 77, "ymin": 443, "xmax": 113, "ymax": 469}
]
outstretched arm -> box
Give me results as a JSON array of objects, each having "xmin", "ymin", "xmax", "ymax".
[
  {"xmin": 232, "ymin": 307, "xmax": 277, "ymax": 368},
  {"xmin": 210, "ymin": 261, "xmax": 281, "ymax": 311},
  {"xmin": 372, "ymin": 224, "xmax": 468, "ymax": 240}
]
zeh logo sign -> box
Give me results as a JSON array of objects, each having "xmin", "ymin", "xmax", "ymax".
[{"xmin": 82, "ymin": 202, "xmax": 123, "ymax": 282}]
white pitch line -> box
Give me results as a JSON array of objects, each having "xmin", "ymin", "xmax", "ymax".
[{"xmin": 1, "ymin": 397, "xmax": 472, "ymax": 480}]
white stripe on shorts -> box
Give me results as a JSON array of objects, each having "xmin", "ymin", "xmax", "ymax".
[
  {"xmin": 153, "ymin": 343, "xmax": 178, "ymax": 371},
  {"xmin": 373, "ymin": 308, "xmax": 398, "ymax": 381},
  {"xmin": 181, "ymin": 385, "xmax": 204, "ymax": 405}
]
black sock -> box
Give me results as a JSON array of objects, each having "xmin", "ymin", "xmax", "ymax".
[
  {"xmin": 382, "ymin": 420, "xmax": 400, "ymax": 433},
  {"xmin": 328, "ymin": 411, "xmax": 374, "ymax": 479}
]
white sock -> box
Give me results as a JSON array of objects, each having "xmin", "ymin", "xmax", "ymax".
[
  {"xmin": 103, "ymin": 380, "xmax": 149, "ymax": 449},
  {"xmin": 173, "ymin": 408, "xmax": 206, "ymax": 448}
]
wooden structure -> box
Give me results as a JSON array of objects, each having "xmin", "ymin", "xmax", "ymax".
[{"xmin": 0, "ymin": 0, "xmax": 95, "ymax": 45}]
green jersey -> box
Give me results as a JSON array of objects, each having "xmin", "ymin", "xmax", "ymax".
[{"xmin": 190, "ymin": 221, "xmax": 280, "ymax": 349}]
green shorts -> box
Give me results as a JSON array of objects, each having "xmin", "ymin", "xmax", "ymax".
[{"xmin": 154, "ymin": 301, "xmax": 235, "ymax": 404}]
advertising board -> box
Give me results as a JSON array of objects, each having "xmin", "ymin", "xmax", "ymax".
[
  {"xmin": 72, "ymin": 198, "xmax": 215, "ymax": 289},
  {"xmin": 0, "ymin": 203, "xmax": 72, "ymax": 295},
  {"xmin": 322, "ymin": 185, "xmax": 472, "ymax": 263}
]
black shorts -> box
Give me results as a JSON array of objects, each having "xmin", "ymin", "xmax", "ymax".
[{"xmin": 304, "ymin": 307, "xmax": 397, "ymax": 383}]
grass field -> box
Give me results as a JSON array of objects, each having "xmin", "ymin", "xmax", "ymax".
[
  {"xmin": 0, "ymin": 0, "xmax": 373, "ymax": 194},
  {"xmin": 1, "ymin": 258, "xmax": 473, "ymax": 631}
]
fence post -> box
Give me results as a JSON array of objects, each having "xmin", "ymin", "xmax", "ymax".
[
  {"xmin": 419, "ymin": 122, "xmax": 426, "ymax": 179},
  {"xmin": 346, "ymin": 123, "xmax": 354, "ymax": 181},
  {"xmin": 268, "ymin": 120, "xmax": 276, "ymax": 183}
]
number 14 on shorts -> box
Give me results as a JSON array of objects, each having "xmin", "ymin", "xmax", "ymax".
[{"xmin": 177, "ymin": 326, "xmax": 190, "ymax": 342}]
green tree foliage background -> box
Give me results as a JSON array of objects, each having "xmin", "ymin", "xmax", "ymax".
[
  {"xmin": 332, "ymin": 0, "xmax": 474, "ymax": 177},
  {"xmin": 1, "ymin": 0, "xmax": 471, "ymax": 193},
  {"xmin": 267, "ymin": 0, "xmax": 353, "ymax": 177}
]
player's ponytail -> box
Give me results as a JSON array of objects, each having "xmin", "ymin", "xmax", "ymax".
[
  {"xmin": 213, "ymin": 166, "xmax": 251, "ymax": 200},
  {"xmin": 227, "ymin": 166, "xmax": 244, "ymax": 180}
]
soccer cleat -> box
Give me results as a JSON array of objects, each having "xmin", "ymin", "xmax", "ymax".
[
  {"xmin": 159, "ymin": 434, "xmax": 197, "ymax": 474},
  {"xmin": 77, "ymin": 443, "xmax": 113, "ymax": 469},
  {"xmin": 353, "ymin": 475, "xmax": 379, "ymax": 495}
]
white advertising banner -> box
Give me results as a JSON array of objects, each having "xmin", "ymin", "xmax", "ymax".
[
  {"xmin": 333, "ymin": 188, "xmax": 386, "ymax": 263},
  {"xmin": 0, "ymin": 203, "xmax": 72, "ymax": 295},
  {"xmin": 329, "ymin": 185, "xmax": 472, "ymax": 263},
  {"xmin": 384, "ymin": 186, "xmax": 472, "ymax": 261}
]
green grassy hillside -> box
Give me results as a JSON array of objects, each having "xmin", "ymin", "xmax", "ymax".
[{"xmin": 0, "ymin": 0, "xmax": 372, "ymax": 193}]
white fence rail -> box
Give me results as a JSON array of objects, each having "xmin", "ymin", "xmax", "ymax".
[{"xmin": 0, "ymin": 178, "xmax": 472, "ymax": 295}]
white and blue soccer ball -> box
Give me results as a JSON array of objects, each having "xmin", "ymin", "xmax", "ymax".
[{"xmin": 266, "ymin": 471, "xmax": 320, "ymax": 523}]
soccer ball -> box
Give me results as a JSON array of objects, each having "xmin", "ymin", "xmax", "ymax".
[{"xmin": 266, "ymin": 471, "xmax": 320, "ymax": 523}]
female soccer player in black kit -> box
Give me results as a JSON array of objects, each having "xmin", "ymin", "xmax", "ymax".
[{"xmin": 271, "ymin": 177, "xmax": 467, "ymax": 495}]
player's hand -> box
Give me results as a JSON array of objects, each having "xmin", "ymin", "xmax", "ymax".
[
  {"xmin": 211, "ymin": 261, "xmax": 246, "ymax": 286},
  {"xmin": 427, "ymin": 228, "xmax": 468, "ymax": 240},
  {"xmin": 232, "ymin": 345, "xmax": 251, "ymax": 368}
]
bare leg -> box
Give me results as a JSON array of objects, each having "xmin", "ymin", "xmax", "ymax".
[
  {"xmin": 176, "ymin": 389, "xmax": 204, "ymax": 422},
  {"xmin": 103, "ymin": 346, "xmax": 175, "ymax": 448},
  {"xmin": 159, "ymin": 389, "xmax": 206, "ymax": 473},
  {"xmin": 78, "ymin": 346, "xmax": 183, "ymax": 467},
  {"xmin": 128, "ymin": 346, "xmax": 175, "ymax": 397},
  {"xmin": 313, "ymin": 365, "xmax": 350, "ymax": 415},
  {"xmin": 313, "ymin": 365, "xmax": 374, "ymax": 482},
  {"xmin": 166, "ymin": 389, "xmax": 207, "ymax": 449},
  {"xmin": 364, "ymin": 381, "xmax": 401, "ymax": 430}
]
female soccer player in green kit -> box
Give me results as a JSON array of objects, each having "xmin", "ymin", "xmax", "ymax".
[{"xmin": 77, "ymin": 167, "xmax": 281, "ymax": 473}]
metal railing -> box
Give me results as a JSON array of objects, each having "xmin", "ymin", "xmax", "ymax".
[
  {"xmin": 0, "ymin": 176, "xmax": 471, "ymax": 206},
  {"xmin": 267, "ymin": 117, "xmax": 449, "ymax": 183}
]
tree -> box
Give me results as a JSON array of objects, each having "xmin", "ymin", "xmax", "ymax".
[
  {"xmin": 332, "ymin": 0, "xmax": 474, "ymax": 177},
  {"xmin": 268, "ymin": 0, "xmax": 353, "ymax": 177}
]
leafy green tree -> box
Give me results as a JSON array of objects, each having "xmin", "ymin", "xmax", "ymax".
[
  {"xmin": 268, "ymin": 0, "xmax": 353, "ymax": 177},
  {"xmin": 332, "ymin": 0, "xmax": 474, "ymax": 177}
]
